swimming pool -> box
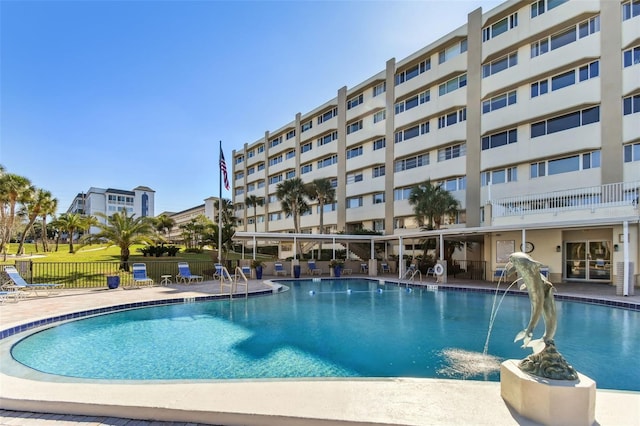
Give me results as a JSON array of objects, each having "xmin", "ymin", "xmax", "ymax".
[{"xmin": 10, "ymin": 279, "xmax": 640, "ymax": 391}]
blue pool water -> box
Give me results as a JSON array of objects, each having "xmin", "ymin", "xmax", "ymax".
[{"xmin": 11, "ymin": 279, "xmax": 640, "ymax": 391}]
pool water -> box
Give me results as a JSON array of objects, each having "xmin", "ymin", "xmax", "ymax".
[{"xmin": 11, "ymin": 279, "xmax": 640, "ymax": 391}]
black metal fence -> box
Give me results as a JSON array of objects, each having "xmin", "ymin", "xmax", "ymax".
[
  {"xmin": 2, "ymin": 260, "xmax": 231, "ymax": 289},
  {"xmin": 448, "ymin": 260, "xmax": 487, "ymax": 280}
]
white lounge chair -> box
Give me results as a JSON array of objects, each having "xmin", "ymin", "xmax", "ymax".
[
  {"xmin": 3, "ymin": 265, "xmax": 63, "ymax": 296},
  {"xmin": 176, "ymin": 262, "xmax": 204, "ymax": 284}
]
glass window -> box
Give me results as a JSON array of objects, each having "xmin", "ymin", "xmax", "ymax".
[
  {"xmin": 552, "ymin": 70, "xmax": 575, "ymax": 91},
  {"xmin": 373, "ymin": 138, "xmax": 386, "ymax": 150},
  {"xmin": 548, "ymin": 155, "xmax": 580, "ymax": 175},
  {"xmin": 623, "ymin": 46, "xmax": 640, "ymax": 67},
  {"xmin": 550, "ymin": 27, "xmax": 576, "ymax": 51}
]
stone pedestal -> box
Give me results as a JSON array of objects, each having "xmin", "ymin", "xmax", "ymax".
[{"xmin": 500, "ymin": 360, "xmax": 596, "ymax": 426}]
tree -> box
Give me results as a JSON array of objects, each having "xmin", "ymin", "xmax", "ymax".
[
  {"xmin": 83, "ymin": 210, "xmax": 155, "ymax": 271},
  {"xmin": 39, "ymin": 195, "xmax": 58, "ymax": 252},
  {"xmin": 305, "ymin": 178, "xmax": 335, "ymax": 258},
  {"xmin": 0, "ymin": 170, "xmax": 32, "ymax": 253},
  {"xmin": 408, "ymin": 179, "xmax": 460, "ymax": 262},
  {"xmin": 55, "ymin": 212, "xmax": 90, "ymax": 253},
  {"xmin": 276, "ymin": 178, "xmax": 310, "ymax": 257},
  {"xmin": 154, "ymin": 214, "xmax": 175, "ymax": 238},
  {"xmin": 16, "ymin": 188, "xmax": 56, "ymax": 255},
  {"xmin": 244, "ymin": 194, "xmax": 264, "ymax": 232},
  {"xmin": 212, "ymin": 198, "xmax": 237, "ymax": 260}
]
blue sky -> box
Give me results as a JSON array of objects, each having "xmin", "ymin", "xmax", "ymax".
[{"xmin": 1, "ymin": 0, "xmax": 502, "ymax": 215}]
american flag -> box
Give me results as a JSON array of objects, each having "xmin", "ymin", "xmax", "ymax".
[{"xmin": 220, "ymin": 148, "xmax": 230, "ymax": 190}]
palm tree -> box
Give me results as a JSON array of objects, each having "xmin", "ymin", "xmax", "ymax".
[
  {"xmin": 212, "ymin": 198, "xmax": 237, "ymax": 260},
  {"xmin": 39, "ymin": 195, "xmax": 58, "ymax": 252},
  {"xmin": 244, "ymin": 194, "xmax": 264, "ymax": 232},
  {"xmin": 84, "ymin": 210, "xmax": 155, "ymax": 271},
  {"xmin": 55, "ymin": 212, "xmax": 89, "ymax": 253},
  {"xmin": 305, "ymin": 178, "xmax": 335, "ymax": 258},
  {"xmin": 154, "ymin": 214, "xmax": 175, "ymax": 238},
  {"xmin": 408, "ymin": 179, "xmax": 460, "ymax": 263},
  {"xmin": 276, "ymin": 178, "xmax": 310, "ymax": 257},
  {"xmin": 0, "ymin": 171, "xmax": 32, "ymax": 253},
  {"xmin": 16, "ymin": 188, "xmax": 56, "ymax": 255}
]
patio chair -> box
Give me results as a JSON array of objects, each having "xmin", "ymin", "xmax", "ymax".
[
  {"xmin": 307, "ymin": 260, "xmax": 322, "ymax": 275},
  {"xmin": 213, "ymin": 263, "xmax": 224, "ymax": 280},
  {"xmin": 360, "ymin": 263, "xmax": 368, "ymax": 273},
  {"xmin": 176, "ymin": 262, "xmax": 204, "ymax": 284},
  {"xmin": 274, "ymin": 262, "xmax": 287, "ymax": 276},
  {"xmin": 380, "ymin": 263, "xmax": 391, "ymax": 274},
  {"xmin": 241, "ymin": 265, "xmax": 251, "ymax": 278},
  {"xmin": 131, "ymin": 263, "xmax": 154, "ymax": 288},
  {"xmin": 3, "ymin": 265, "xmax": 63, "ymax": 296}
]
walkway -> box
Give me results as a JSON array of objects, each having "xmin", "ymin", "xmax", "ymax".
[{"xmin": 1, "ymin": 276, "xmax": 638, "ymax": 426}]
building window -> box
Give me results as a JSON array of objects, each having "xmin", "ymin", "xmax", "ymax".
[
  {"xmin": 235, "ymin": 188, "xmax": 244, "ymax": 196},
  {"xmin": 269, "ymin": 212, "xmax": 282, "ymax": 222},
  {"xmin": 481, "ymin": 167, "xmax": 518, "ymax": 186},
  {"xmin": 286, "ymin": 170, "xmax": 296, "ymax": 179},
  {"xmin": 285, "ymin": 150, "xmax": 295, "ymax": 160},
  {"xmin": 482, "ymin": 90, "xmax": 517, "ymax": 113},
  {"xmin": 286, "ymin": 130, "xmax": 296, "ymax": 140},
  {"xmin": 235, "ymin": 155, "xmax": 244, "ymax": 164},
  {"xmin": 235, "ymin": 171, "xmax": 244, "ymax": 180},
  {"xmin": 301, "ymin": 142, "xmax": 312, "ymax": 153},
  {"xmin": 373, "ymin": 219, "xmax": 385, "ymax": 232},
  {"xmin": 247, "ymin": 183, "xmax": 255, "ymax": 192},
  {"xmin": 395, "ymin": 90, "xmax": 430, "ymax": 114},
  {"xmin": 373, "ymin": 192, "xmax": 385, "ymax": 204},
  {"xmin": 438, "ymin": 74, "xmax": 467, "ymax": 96},
  {"xmin": 373, "ymin": 110, "xmax": 386, "ymax": 123},
  {"xmin": 346, "ymin": 172, "xmax": 364, "ymax": 184},
  {"xmin": 300, "ymin": 164, "xmax": 312, "ymax": 174},
  {"xmin": 623, "ymin": 0, "xmax": 640, "ymax": 20},
  {"xmin": 394, "ymin": 187, "xmax": 413, "ymax": 201},
  {"xmin": 394, "ymin": 154, "xmax": 429, "ymax": 172},
  {"xmin": 531, "ymin": 61, "xmax": 599, "ymax": 98},
  {"xmin": 623, "ymin": 94, "xmax": 640, "ymax": 115},
  {"xmin": 347, "ymin": 94, "xmax": 364, "ymax": 110},
  {"xmin": 268, "ymin": 174, "xmax": 282, "ymax": 185},
  {"xmin": 301, "ymin": 120, "xmax": 313, "ymax": 132},
  {"xmin": 268, "ymin": 155, "xmax": 283, "ymax": 166},
  {"xmin": 440, "ymin": 176, "xmax": 466, "ymax": 192},
  {"xmin": 394, "ymin": 121, "xmax": 429, "ymax": 143},
  {"xmin": 482, "ymin": 129, "xmax": 518, "ymax": 150},
  {"xmin": 439, "ymin": 39, "xmax": 467, "ymax": 64},
  {"xmin": 269, "ymin": 136, "xmax": 282, "ymax": 148},
  {"xmin": 317, "ymin": 131, "xmax": 338, "ymax": 147},
  {"xmin": 257, "ymin": 180, "xmax": 265, "ymax": 189},
  {"xmin": 247, "ymin": 149, "xmax": 255, "ymax": 158},
  {"xmin": 438, "ymin": 143, "xmax": 466, "ymax": 161},
  {"xmin": 347, "ymin": 120, "xmax": 363, "ymax": 134},
  {"xmin": 531, "ymin": 16, "xmax": 599, "ymax": 58},
  {"xmin": 347, "ymin": 146, "xmax": 363, "ymax": 159},
  {"xmin": 347, "ymin": 197, "xmax": 363, "ymax": 208},
  {"xmin": 317, "ymin": 155, "xmax": 338, "ymax": 169},
  {"xmin": 395, "ymin": 59, "xmax": 431, "ymax": 85},
  {"xmin": 531, "ymin": 0, "xmax": 568, "ymax": 18},
  {"xmin": 623, "ymin": 46, "xmax": 640, "ymax": 67},
  {"xmin": 482, "ymin": 52, "xmax": 517, "ymax": 78},
  {"xmin": 318, "ymin": 108, "xmax": 337, "ymax": 124},
  {"xmin": 268, "ymin": 194, "xmax": 278, "ymax": 203},
  {"xmin": 437, "ymin": 108, "xmax": 466, "ymax": 129},
  {"xmin": 624, "ymin": 142, "xmax": 640, "ymax": 162},
  {"xmin": 257, "ymin": 163, "xmax": 265, "ymax": 171},
  {"xmin": 531, "ymin": 106, "xmax": 600, "ymax": 138},
  {"xmin": 247, "ymin": 166, "xmax": 255, "ymax": 175},
  {"xmin": 483, "ymin": 14, "xmax": 518, "ymax": 42},
  {"xmin": 530, "ymin": 151, "xmax": 601, "ymax": 178},
  {"xmin": 373, "ymin": 81, "xmax": 386, "ymax": 97},
  {"xmin": 373, "ymin": 165, "xmax": 385, "ymax": 178},
  {"xmin": 373, "ymin": 138, "xmax": 386, "ymax": 151}
]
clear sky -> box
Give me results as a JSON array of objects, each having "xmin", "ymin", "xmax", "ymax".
[{"xmin": 1, "ymin": 0, "xmax": 503, "ymax": 215}]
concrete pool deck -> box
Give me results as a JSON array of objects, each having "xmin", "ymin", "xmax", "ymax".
[{"xmin": 1, "ymin": 276, "xmax": 639, "ymax": 425}]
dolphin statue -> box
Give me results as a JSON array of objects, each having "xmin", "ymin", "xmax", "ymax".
[{"xmin": 506, "ymin": 251, "xmax": 556, "ymax": 354}]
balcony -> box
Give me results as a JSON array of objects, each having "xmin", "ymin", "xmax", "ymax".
[{"xmin": 491, "ymin": 180, "xmax": 640, "ymax": 226}]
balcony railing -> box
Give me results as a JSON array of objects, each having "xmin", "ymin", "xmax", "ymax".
[{"xmin": 492, "ymin": 181, "xmax": 640, "ymax": 218}]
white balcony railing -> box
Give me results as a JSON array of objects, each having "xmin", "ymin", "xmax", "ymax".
[{"xmin": 492, "ymin": 181, "xmax": 640, "ymax": 218}]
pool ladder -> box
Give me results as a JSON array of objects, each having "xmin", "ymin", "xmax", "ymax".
[
  {"xmin": 219, "ymin": 266, "xmax": 248, "ymax": 298},
  {"xmin": 403, "ymin": 265, "xmax": 422, "ymax": 282}
]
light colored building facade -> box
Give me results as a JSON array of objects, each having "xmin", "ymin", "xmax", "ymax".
[
  {"xmin": 232, "ymin": 0, "xmax": 640, "ymax": 286},
  {"xmin": 67, "ymin": 186, "xmax": 155, "ymax": 232},
  {"xmin": 158, "ymin": 196, "xmax": 221, "ymax": 243}
]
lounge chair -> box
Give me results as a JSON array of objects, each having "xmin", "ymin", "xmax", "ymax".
[
  {"xmin": 176, "ymin": 262, "xmax": 204, "ymax": 284},
  {"xmin": 274, "ymin": 263, "xmax": 287, "ymax": 276},
  {"xmin": 307, "ymin": 260, "xmax": 322, "ymax": 275},
  {"xmin": 241, "ymin": 265, "xmax": 251, "ymax": 278},
  {"xmin": 3, "ymin": 265, "xmax": 63, "ymax": 296},
  {"xmin": 131, "ymin": 263, "xmax": 154, "ymax": 288},
  {"xmin": 213, "ymin": 263, "xmax": 224, "ymax": 280},
  {"xmin": 360, "ymin": 263, "xmax": 368, "ymax": 273},
  {"xmin": 380, "ymin": 263, "xmax": 391, "ymax": 274}
]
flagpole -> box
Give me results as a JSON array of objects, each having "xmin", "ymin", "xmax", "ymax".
[{"xmin": 218, "ymin": 140, "xmax": 223, "ymax": 266}]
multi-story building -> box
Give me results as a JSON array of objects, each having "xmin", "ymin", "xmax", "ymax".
[
  {"xmin": 232, "ymin": 0, "xmax": 640, "ymax": 286},
  {"xmin": 157, "ymin": 196, "xmax": 222, "ymax": 243},
  {"xmin": 67, "ymin": 186, "xmax": 155, "ymax": 232}
]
